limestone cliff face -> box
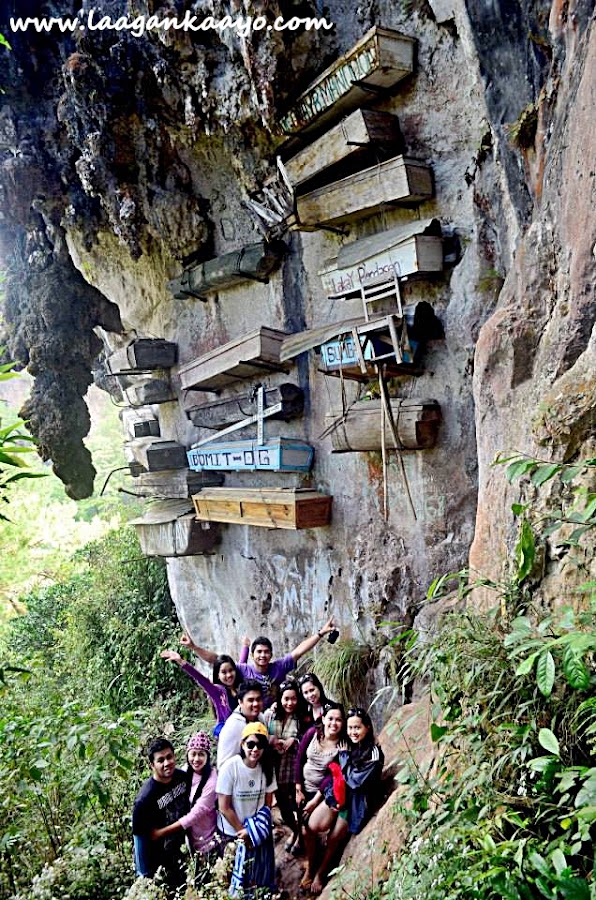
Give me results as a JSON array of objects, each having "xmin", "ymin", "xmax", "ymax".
[{"xmin": 0, "ymin": 2, "xmax": 593, "ymax": 654}]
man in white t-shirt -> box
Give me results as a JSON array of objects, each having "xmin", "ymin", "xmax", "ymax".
[{"xmin": 216, "ymin": 680, "xmax": 265, "ymax": 769}]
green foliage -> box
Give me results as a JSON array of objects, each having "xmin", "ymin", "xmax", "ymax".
[
  {"xmin": 0, "ymin": 383, "xmax": 136, "ymax": 615},
  {"xmin": 380, "ymin": 597, "xmax": 595, "ymax": 900},
  {"xmin": 0, "ymin": 528, "xmax": 209, "ymax": 898},
  {"xmin": 495, "ymin": 453, "xmax": 596, "ymax": 550},
  {"xmin": 0, "ymin": 376, "xmax": 47, "ymax": 519},
  {"xmin": 12, "ymin": 842, "xmax": 133, "ymax": 900},
  {"xmin": 357, "ymin": 456, "xmax": 595, "ymax": 900},
  {"xmin": 6, "ymin": 529, "xmax": 196, "ymax": 714},
  {"xmin": 307, "ymin": 637, "xmax": 378, "ymax": 710}
]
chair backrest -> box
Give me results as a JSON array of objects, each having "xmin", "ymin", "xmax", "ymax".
[{"xmin": 359, "ymin": 270, "xmax": 403, "ymax": 321}]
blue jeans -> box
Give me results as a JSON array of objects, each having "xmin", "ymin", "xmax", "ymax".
[{"xmin": 133, "ymin": 833, "xmax": 155, "ymax": 877}]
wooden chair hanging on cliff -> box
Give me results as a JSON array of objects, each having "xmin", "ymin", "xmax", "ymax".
[{"xmin": 351, "ymin": 271, "xmax": 412, "ymax": 374}]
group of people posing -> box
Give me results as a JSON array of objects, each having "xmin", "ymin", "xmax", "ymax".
[{"xmin": 132, "ymin": 619, "xmax": 384, "ymax": 897}]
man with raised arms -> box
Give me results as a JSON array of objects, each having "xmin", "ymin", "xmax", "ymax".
[{"xmin": 182, "ymin": 616, "xmax": 337, "ymax": 709}]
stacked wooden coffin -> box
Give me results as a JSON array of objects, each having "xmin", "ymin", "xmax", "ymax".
[
  {"xmin": 178, "ymin": 328, "xmax": 331, "ymax": 528},
  {"xmin": 278, "ymin": 28, "xmax": 432, "ymax": 231},
  {"xmin": 107, "ymin": 339, "xmax": 178, "ymax": 407},
  {"xmin": 273, "ymin": 25, "xmax": 445, "ymax": 453},
  {"xmin": 129, "ymin": 499, "xmax": 220, "ymax": 557}
]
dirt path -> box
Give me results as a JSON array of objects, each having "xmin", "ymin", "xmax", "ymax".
[{"xmin": 272, "ymin": 813, "xmax": 307, "ymax": 900}]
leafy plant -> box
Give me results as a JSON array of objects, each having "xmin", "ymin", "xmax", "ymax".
[
  {"xmin": 0, "ymin": 360, "xmax": 47, "ymax": 520},
  {"xmin": 360, "ymin": 456, "xmax": 595, "ymax": 900},
  {"xmin": 495, "ymin": 452, "xmax": 596, "ymax": 550},
  {"xmin": 382, "ymin": 597, "xmax": 594, "ymax": 899},
  {"xmin": 307, "ymin": 637, "xmax": 378, "ymax": 710},
  {"xmin": 0, "ymin": 528, "xmax": 209, "ymax": 898}
]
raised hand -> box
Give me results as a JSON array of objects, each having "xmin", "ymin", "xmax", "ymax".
[
  {"xmin": 160, "ymin": 649, "xmax": 183, "ymax": 665},
  {"xmin": 318, "ymin": 617, "xmax": 335, "ymax": 636}
]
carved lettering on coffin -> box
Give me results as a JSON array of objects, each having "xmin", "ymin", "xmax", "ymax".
[{"xmin": 279, "ymin": 27, "xmax": 415, "ymax": 138}]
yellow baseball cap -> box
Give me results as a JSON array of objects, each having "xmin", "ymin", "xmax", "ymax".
[{"xmin": 241, "ymin": 722, "xmax": 268, "ymax": 740}]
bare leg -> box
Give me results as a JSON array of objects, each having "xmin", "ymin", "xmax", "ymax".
[
  {"xmin": 301, "ymin": 824, "xmax": 318, "ymax": 886},
  {"xmin": 311, "ymin": 817, "xmax": 349, "ymax": 895}
]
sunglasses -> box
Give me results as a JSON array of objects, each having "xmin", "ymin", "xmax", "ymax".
[
  {"xmin": 244, "ymin": 740, "xmax": 265, "ymax": 750},
  {"xmin": 347, "ymin": 707, "xmax": 367, "ymax": 718},
  {"xmin": 279, "ymin": 680, "xmax": 298, "ymax": 692},
  {"xmin": 297, "ymin": 673, "xmax": 315, "ymax": 685}
]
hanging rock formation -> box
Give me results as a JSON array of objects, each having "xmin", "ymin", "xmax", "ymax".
[{"xmin": 0, "ymin": 0, "xmax": 593, "ymax": 661}]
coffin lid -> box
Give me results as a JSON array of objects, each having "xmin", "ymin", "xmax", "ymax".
[
  {"xmin": 280, "ymin": 316, "xmax": 366, "ymax": 362},
  {"xmin": 129, "ymin": 499, "xmax": 194, "ymax": 526},
  {"xmin": 328, "ymin": 398, "xmax": 440, "ymax": 413},
  {"xmin": 334, "ymin": 218, "xmax": 441, "ymax": 269}
]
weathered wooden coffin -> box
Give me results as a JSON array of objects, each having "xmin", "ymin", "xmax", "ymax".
[
  {"xmin": 319, "ymin": 329, "xmax": 420, "ymax": 381},
  {"xmin": 187, "ymin": 437, "xmax": 314, "ymax": 473},
  {"xmin": 125, "ymin": 439, "xmax": 188, "ymax": 472},
  {"xmin": 123, "ymin": 377, "xmax": 175, "ymax": 406},
  {"xmin": 178, "ymin": 327, "xmax": 291, "ymax": 393},
  {"xmin": 320, "ymin": 219, "xmax": 443, "ymax": 299},
  {"xmin": 185, "ymin": 383, "xmax": 304, "ymax": 429},
  {"xmin": 279, "ymin": 27, "xmax": 415, "ymax": 137},
  {"xmin": 120, "ymin": 406, "xmax": 160, "ymax": 440},
  {"xmin": 326, "ymin": 398, "xmax": 442, "ymax": 451},
  {"xmin": 192, "ymin": 488, "xmax": 332, "ymax": 530},
  {"xmin": 279, "ymin": 302, "xmax": 444, "ymax": 363},
  {"xmin": 133, "ymin": 468, "xmax": 225, "ymax": 497},
  {"xmin": 168, "ymin": 240, "xmax": 287, "ymax": 300},
  {"xmin": 284, "ymin": 109, "xmax": 404, "ymax": 191},
  {"xmin": 129, "ymin": 500, "xmax": 221, "ymax": 557},
  {"xmin": 294, "ymin": 156, "xmax": 433, "ymax": 228},
  {"xmin": 107, "ymin": 339, "xmax": 177, "ymax": 374}
]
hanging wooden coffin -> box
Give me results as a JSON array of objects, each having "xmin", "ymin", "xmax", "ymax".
[
  {"xmin": 320, "ymin": 219, "xmax": 443, "ymax": 299},
  {"xmin": 279, "ymin": 26, "xmax": 415, "ymax": 138},
  {"xmin": 279, "ymin": 302, "xmax": 444, "ymax": 364},
  {"xmin": 325, "ymin": 399, "xmax": 442, "ymax": 451},
  {"xmin": 284, "ymin": 109, "xmax": 404, "ymax": 191},
  {"xmin": 123, "ymin": 377, "xmax": 175, "ymax": 406},
  {"xmin": 120, "ymin": 407, "xmax": 160, "ymax": 440},
  {"xmin": 125, "ymin": 439, "xmax": 188, "ymax": 472},
  {"xmin": 185, "ymin": 383, "xmax": 304, "ymax": 429},
  {"xmin": 179, "ymin": 327, "xmax": 290, "ymax": 392},
  {"xmin": 107, "ymin": 339, "xmax": 177, "ymax": 374},
  {"xmin": 294, "ymin": 156, "xmax": 433, "ymax": 229},
  {"xmin": 168, "ymin": 240, "xmax": 287, "ymax": 300},
  {"xmin": 133, "ymin": 468, "xmax": 225, "ymax": 497},
  {"xmin": 319, "ymin": 330, "xmax": 420, "ymax": 381},
  {"xmin": 129, "ymin": 500, "xmax": 221, "ymax": 557},
  {"xmin": 192, "ymin": 487, "xmax": 332, "ymax": 530},
  {"xmin": 187, "ymin": 437, "xmax": 314, "ymax": 473}
]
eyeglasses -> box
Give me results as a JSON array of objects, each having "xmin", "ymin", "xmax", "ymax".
[
  {"xmin": 347, "ymin": 707, "xmax": 367, "ymax": 718},
  {"xmin": 244, "ymin": 741, "xmax": 265, "ymax": 750}
]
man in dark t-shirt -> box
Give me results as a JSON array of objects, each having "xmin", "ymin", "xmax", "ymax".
[{"xmin": 132, "ymin": 738, "xmax": 189, "ymax": 886}]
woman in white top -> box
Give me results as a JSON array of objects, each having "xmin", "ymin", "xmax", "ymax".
[{"xmin": 216, "ymin": 722, "xmax": 278, "ymax": 896}]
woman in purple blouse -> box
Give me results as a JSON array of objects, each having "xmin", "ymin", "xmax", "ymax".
[{"xmin": 160, "ymin": 639, "xmax": 250, "ymax": 736}]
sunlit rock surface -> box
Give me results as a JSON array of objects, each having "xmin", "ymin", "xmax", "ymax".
[{"xmin": 0, "ymin": 0, "xmax": 593, "ymax": 649}]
